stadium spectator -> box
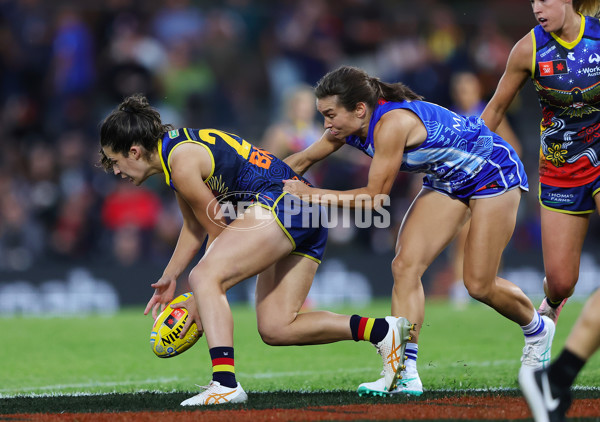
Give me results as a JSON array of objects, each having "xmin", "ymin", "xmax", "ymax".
[
  {"xmin": 150, "ymin": 0, "xmax": 206, "ymax": 49},
  {"xmin": 261, "ymin": 84, "xmax": 325, "ymax": 183}
]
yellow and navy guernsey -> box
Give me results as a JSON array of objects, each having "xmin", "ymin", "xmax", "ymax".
[
  {"xmin": 531, "ymin": 14, "xmax": 600, "ymax": 188},
  {"xmin": 158, "ymin": 128, "xmax": 327, "ymax": 263}
]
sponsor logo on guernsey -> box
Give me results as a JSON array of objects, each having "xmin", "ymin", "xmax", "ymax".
[
  {"xmin": 539, "ymin": 45, "xmax": 556, "ymax": 57},
  {"xmin": 168, "ymin": 129, "xmax": 179, "ymax": 138},
  {"xmin": 590, "ymin": 53, "xmax": 600, "ymax": 64},
  {"xmin": 539, "ymin": 60, "xmax": 568, "ymax": 76},
  {"xmin": 567, "ymin": 52, "xmax": 575, "ymax": 61}
]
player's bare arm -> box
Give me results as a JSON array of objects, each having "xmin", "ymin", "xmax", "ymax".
[
  {"xmin": 481, "ymin": 33, "xmax": 532, "ymax": 132},
  {"xmin": 169, "ymin": 143, "xmax": 228, "ymax": 241},
  {"xmin": 144, "ymin": 144, "xmax": 224, "ymax": 319},
  {"xmin": 284, "ymin": 111, "xmax": 416, "ymax": 208},
  {"xmin": 283, "ymin": 129, "xmax": 345, "ymax": 175},
  {"xmin": 144, "ymin": 193, "xmax": 208, "ymax": 318}
]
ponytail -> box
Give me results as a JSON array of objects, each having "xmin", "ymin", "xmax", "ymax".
[
  {"xmin": 315, "ymin": 66, "xmax": 422, "ymax": 112},
  {"xmin": 573, "ymin": 0, "xmax": 600, "ymax": 17}
]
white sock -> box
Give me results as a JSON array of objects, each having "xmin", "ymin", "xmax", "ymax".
[
  {"xmin": 404, "ymin": 342, "xmax": 418, "ymax": 373},
  {"xmin": 521, "ymin": 311, "xmax": 545, "ymax": 341}
]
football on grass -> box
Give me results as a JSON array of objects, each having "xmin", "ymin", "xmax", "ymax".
[{"xmin": 150, "ymin": 292, "xmax": 201, "ymax": 358}]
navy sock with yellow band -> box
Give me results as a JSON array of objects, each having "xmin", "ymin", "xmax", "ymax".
[{"xmin": 209, "ymin": 346, "xmax": 237, "ymax": 388}]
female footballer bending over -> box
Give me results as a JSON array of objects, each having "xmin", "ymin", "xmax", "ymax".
[
  {"xmin": 283, "ymin": 65, "xmax": 553, "ymax": 396},
  {"xmin": 99, "ymin": 94, "xmax": 413, "ymax": 406}
]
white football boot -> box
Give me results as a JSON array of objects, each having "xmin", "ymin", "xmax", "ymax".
[
  {"xmin": 180, "ymin": 381, "xmax": 248, "ymax": 406},
  {"xmin": 520, "ymin": 316, "xmax": 556, "ymax": 370},
  {"xmin": 368, "ymin": 316, "xmax": 414, "ymax": 393},
  {"xmin": 357, "ymin": 362, "xmax": 423, "ymax": 397},
  {"xmin": 357, "ymin": 372, "xmax": 423, "ymax": 397}
]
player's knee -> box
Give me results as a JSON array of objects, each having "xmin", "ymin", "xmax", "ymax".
[
  {"xmin": 544, "ymin": 275, "xmax": 576, "ymax": 301},
  {"xmin": 464, "ymin": 278, "xmax": 492, "ymax": 302},
  {"xmin": 188, "ymin": 265, "xmax": 225, "ymax": 295},
  {"xmin": 391, "ymin": 255, "xmax": 425, "ymax": 287},
  {"xmin": 256, "ymin": 322, "xmax": 288, "ymax": 346}
]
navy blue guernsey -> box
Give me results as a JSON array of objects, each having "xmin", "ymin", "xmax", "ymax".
[{"xmin": 158, "ymin": 128, "xmax": 310, "ymax": 203}]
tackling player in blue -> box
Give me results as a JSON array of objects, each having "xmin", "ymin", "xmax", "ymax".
[{"xmin": 283, "ymin": 65, "xmax": 553, "ymax": 396}]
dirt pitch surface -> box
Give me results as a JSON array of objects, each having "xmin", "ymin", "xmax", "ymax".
[{"xmin": 3, "ymin": 391, "xmax": 600, "ymax": 421}]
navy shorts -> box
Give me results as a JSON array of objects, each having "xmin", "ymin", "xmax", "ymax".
[
  {"xmin": 252, "ymin": 190, "xmax": 328, "ymax": 263},
  {"xmin": 539, "ymin": 179, "xmax": 600, "ymax": 214}
]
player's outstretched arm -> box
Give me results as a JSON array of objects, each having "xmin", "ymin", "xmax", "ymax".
[
  {"xmin": 284, "ymin": 130, "xmax": 344, "ymax": 175},
  {"xmin": 284, "ymin": 111, "xmax": 410, "ymax": 210}
]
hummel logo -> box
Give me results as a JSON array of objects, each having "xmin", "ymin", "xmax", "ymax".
[{"xmin": 541, "ymin": 371, "xmax": 560, "ymax": 411}]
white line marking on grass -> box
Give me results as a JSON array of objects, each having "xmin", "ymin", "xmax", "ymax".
[
  {"xmin": 1, "ymin": 361, "xmax": 596, "ymax": 399},
  {"xmin": 3, "ymin": 385, "xmax": 600, "ymax": 399},
  {"xmin": 0, "ymin": 377, "xmax": 182, "ymax": 397},
  {"xmin": 241, "ymin": 360, "xmax": 518, "ymax": 379}
]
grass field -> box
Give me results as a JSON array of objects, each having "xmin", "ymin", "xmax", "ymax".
[{"xmin": 2, "ymin": 297, "xmax": 598, "ymax": 402}]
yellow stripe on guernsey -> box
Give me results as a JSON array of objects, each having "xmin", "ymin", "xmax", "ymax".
[
  {"xmin": 158, "ymin": 130, "xmax": 216, "ymax": 187},
  {"xmin": 530, "ymin": 13, "xmax": 585, "ymax": 79},
  {"xmin": 530, "ymin": 29, "xmax": 537, "ymax": 78},
  {"xmin": 158, "ymin": 139, "xmax": 170, "ymax": 186},
  {"xmin": 363, "ymin": 318, "xmax": 375, "ymax": 341},
  {"xmin": 212, "ymin": 364, "xmax": 235, "ymax": 373},
  {"xmin": 551, "ymin": 13, "xmax": 585, "ymax": 49}
]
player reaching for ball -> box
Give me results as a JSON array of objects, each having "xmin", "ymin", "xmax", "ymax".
[
  {"xmin": 281, "ymin": 65, "xmax": 554, "ymax": 396},
  {"xmin": 98, "ymin": 94, "xmax": 414, "ymax": 406}
]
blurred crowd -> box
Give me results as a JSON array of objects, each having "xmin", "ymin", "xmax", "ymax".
[{"xmin": 0, "ymin": 0, "xmax": 560, "ymax": 277}]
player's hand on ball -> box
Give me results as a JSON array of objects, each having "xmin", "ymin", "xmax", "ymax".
[
  {"xmin": 144, "ymin": 274, "xmax": 177, "ymax": 319},
  {"xmin": 150, "ymin": 292, "xmax": 201, "ymax": 358},
  {"xmin": 170, "ymin": 294, "xmax": 204, "ymax": 339}
]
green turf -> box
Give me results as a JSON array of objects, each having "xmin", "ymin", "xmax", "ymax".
[
  {"xmin": 0, "ymin": 390, "xmax": 525, "ymax": 414},
  {"xmin": 1, "ymin": 298, "xmax": 598, "ymax": 399}
]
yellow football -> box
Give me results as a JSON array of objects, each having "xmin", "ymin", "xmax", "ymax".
[{"xmin": 150, "ymin": 292, "xmax": 201, "ymax": 358}]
